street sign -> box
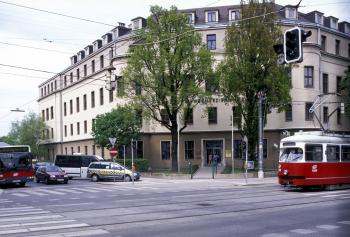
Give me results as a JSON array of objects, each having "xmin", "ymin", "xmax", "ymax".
[
  {"xmin": 109, "ymin": 147, "xmax": 118, "ymax": 157},
  {"xmin": 244, "ymin": 161, "xmax": 254, "ymax": 170},
  {"xmin": 109, "ymin": 137, "xmax": 117, "ymax": 146}
]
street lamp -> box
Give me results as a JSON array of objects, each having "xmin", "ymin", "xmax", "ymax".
[{"xmin": 10, "ymin": 108, "xmax": 25, "ymax": 112}]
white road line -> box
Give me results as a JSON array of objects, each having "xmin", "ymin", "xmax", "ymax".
[
  {"xmin": 71, "ymin": 188, "xmax": 99, "ymax": 193},
  {"xmin": 0, "ymin": 200, "xmax": 13, "ymax": 203},
  {"xmin": 20, "ymin": 189, "xmax": 49, "ymax": 196},
  {"xmin": 0, "ymin": 207, "xmax": 38, "ymax": 214},
  {"xmin": 39, "ymin": 189, "xmax": 67, "ymax": 195},
  {"xmin": 316, "ymin": 224, "xmax": 340, "ymax": 230},
  {"xmin": 323, "ymin": 194, "xmax": 350, "ymax": 198},
  {"xmin": 27, "ymin": 229, "xmax": 110, "ymax": 237},
  {"xmin": 48, "ymin": 202, "xmax": 93, "ymax": 207},
  {"xmin": 0, "ymin": 206, "xmax": 34, "ymax": 211},
  {"xmin": 303, "ymin": 190, "xmax": 350, "ymax": 196},
  {"xmin": 29, "ymin": 223, "xmax": 89, "ymax": 231},
  {"xmin": 261, "ymin": 233, "xmax": 288, "ymax": 237},
  {"xmin": 290, "ymin": 229, "xmax": 316, "ymax": 234},
  {"xmin": 0, "ymin": 219, "xmax": 76, "ymax": 228},
  {"xmin": 55, "ymin": 188, "xmax": 83, "ymax": 194},
  {"xmin": 338, "ymin": 221, "xmax": 350, "ymax": 225},
  {"xmin": 0, "ymin": 210, "xmax": 50, "ymax": 217},
  {"xmin": 0, "ymin": 214, "xmax": 63, "ymax": 223},
  {"xmin": 0, "ymin": 228, "xmax": 28, "ymax": 235},
  {"xmin": 11, "ymin": 193, "xmax": 30, "ymax": 197},
  {"xmin": 83, "ymin": 187, "xmax": 114, "ymax": 192}
]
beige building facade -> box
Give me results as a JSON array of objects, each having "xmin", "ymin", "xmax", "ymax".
[{"xmin": 38, "ymin": 4, "xmax": 350, "ymax": 171}]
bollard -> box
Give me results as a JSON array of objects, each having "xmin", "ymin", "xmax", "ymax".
[{"xmin": 189, "ymin": 161, "xmax": 193, "ymax": 179}]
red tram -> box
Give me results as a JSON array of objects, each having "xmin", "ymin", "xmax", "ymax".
[{"xmin": 278, "ymin": 131, "xmax": 350, "ymax": 188}]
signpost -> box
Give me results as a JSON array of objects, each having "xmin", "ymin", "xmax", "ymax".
[{"xmin": 109, "ymin": 137, "xmax": 117, "ymax": 182}]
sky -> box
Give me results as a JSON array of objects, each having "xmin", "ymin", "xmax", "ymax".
[{"xmin": 0, "ymin": 0, "xmax": 349, "ymax": 136}]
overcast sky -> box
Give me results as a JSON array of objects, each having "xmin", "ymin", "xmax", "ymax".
[{"xmin": 0, "ymin": 0, "xmax": 349, "ymax": 136}]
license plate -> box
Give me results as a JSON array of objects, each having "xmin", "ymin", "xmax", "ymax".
[{"xmin": 57, "ymin": 179, "xmax": 64, "ymax": 181}]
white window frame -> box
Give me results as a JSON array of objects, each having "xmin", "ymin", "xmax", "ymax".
[
  {"xmin": 187, "ymin": 12, "xmax": 195, "ymax": 24},
  {"xmin": 285, "ymin": 7, "xmax": 297, "ymax": 19},
  {"xmin": 330, "ymin": 18, "xmax": 338, "ymax": 29},
  {"xmin": 206, "ymin": 11, "xmax": 218, "ymax": 23},
  {"xmin": 315, "ymin": 13, "xmax": 323, "ymax": 25},
  {"xmin": 229, "ymin": 9, "xmax": 240, "ymax": 21}
]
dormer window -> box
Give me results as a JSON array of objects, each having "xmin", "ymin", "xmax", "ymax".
[
  {"xmin": 84, "ymin": 45, "xmax": 93, "ymax": 55},
  {"xmin": 285, "ymin": 7, "xmax": 297, "ymax": 19},
  {"xmin": 70, "ymin": 55, "xmax": 77, "ymax": 65},
  {"xmin": 315, "ymin": 13, "xmax": 323, "ymax": 25},
  {"xmin": 206, "ymin": 11, "xmax": 218, "ymax": 23},
  {"xmin": 229, "ymin": 9, "xmax": 240, "ymax": 22},
  {"xmin": 345, "ymin": 24, "xmax": 350, "ymax": 34},
  {"xmin": 102, "ymin": 33, "xmax": 113, "ymax": 45},
  {"xmin": 187, "ymin": 13, "xmax": 195, "ymax": 24},
  {"xmin": 93, "ymin": 40, "xmax": 102, "ymax": 51},
  {"xmin": 330, "ymin": 18, "xmax": 338, "ymax": 29}
]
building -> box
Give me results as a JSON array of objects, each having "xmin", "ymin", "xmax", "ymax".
[{"xmin": 38, "ymin": 4, "xmax": 350, "ymax": 171}]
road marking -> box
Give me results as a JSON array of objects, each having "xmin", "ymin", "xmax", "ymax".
[
  {"xmin": 55, "ymin": 188, "xmax": 82, "ymax": 194},
  {"xmin": 290, "ymin": 229, "xmax": 316, "ymax": 234},
  {"xmin": 0, "ymin": 214, "xmax": 63, "ymax": 223},
  {"xmin": 71, "ymin": 188, "xmax": 99, "ymax": 193},
  {"xmin": 261, "ymin": 233, "xmax": 288, "ymax": 237},
  {"xmin": 303, "ymin": 190, "xmax": 350, "ymax": 196},
  {"xmin": 26, "ymin": 229, "xmax": 110, "ymax": 237},
  {"xmin": 70, "ymin": 197, "xmax": 80, "ymax": 200},
  {"xmin": 48, "ymin": 202, "xmax": 93, "ymax": 207},
  {"xmin": 338, "ymin": 221, "xmax": 350, "ymax": 225},
  {"xmin": 0, "ymin": 210, "xmax": 50, "ymax": 217},
  {"xmin": 0, "ymin": 206, "xmax": 34, "ymax": 211},
  {"xmin": 11, "ymin": 193, "xmax": 29, "ymax": 197},
  {"xmin": 0, "ymin": 219, "xmax": 76, "ymax": 228},
  {"xmin": 20, "ymin": 189, "xmax": 49, "ymax": 196},
  {"xmin": 39, "ymin": 189, "xmax": 66, "ymax": 195},
  {"xmin": 0, "ymin": 228, "xmax": 28, "ymax": 235},
  {"xmin": 316, "ymin": 224, "xmax": 340, "ymax": 230},
  {"xmin": 29, "ymin": 223, "xmax": 89, "ymax": 231},
  {"xmin": 0, "ymin": 207, "xmax": 38, "ymax": 214}
]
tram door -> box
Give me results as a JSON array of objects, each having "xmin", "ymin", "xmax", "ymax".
[{"xmin": 205, "ymin": 140, "xmax": 223, "ymax": 166}]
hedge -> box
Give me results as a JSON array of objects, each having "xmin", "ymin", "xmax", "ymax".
[{"xmin": 112, "ymin": 159, "xmax": 149, "ymax": 172}]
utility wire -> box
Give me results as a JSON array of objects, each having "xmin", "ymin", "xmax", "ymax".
[
  {"xmin": 0, "ymin": 0, "xmax": 116, "ymax": 27},
  {"xmin": 0, "ymin": 41, "xmax": 73, "ymax": 54}
]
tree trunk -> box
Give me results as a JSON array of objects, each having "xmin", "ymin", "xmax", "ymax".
[{"xmin": 170, "ymin": 127, "xmax": 178, "ymax": 171}]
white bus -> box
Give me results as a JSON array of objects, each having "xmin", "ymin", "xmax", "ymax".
[{"xmin": 54, "ymin": 154, "xmax": 103, "ymax": 179}]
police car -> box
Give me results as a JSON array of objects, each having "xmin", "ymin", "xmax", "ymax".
[{"xmin": 87, "ymin": 161, "xmax": 140, "ymax": 182}]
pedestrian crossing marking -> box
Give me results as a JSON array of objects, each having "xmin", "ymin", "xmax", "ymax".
[
  {"xmin": 316, "ymin": 224, "xmax": 340, "ymax": 230},
  {"xmin": 26, "ymin": 228, "xmax": 110, "ymax": 237},
  {"xmin": 290, "ymin": 229, "xmax": 316, "ymax": 234}
]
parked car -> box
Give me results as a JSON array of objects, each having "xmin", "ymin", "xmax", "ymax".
[
  {"xmin": 87, "ymin": 161, "xmax": 140, "ymax": 182},
  {"xmin": 35, "ymin": 165, "xmax": 69, "ymax": 184},
  {"xmin": 33, "ymin": 162, "xmax": 54, "ymax": 172}
]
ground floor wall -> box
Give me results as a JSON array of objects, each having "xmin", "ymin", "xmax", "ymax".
[{"xmin": 43, "ymin": 130, "xmax": 289, "ymax": 171}]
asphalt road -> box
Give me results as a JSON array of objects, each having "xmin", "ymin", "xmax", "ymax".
[{"xmin": 1, "ymin": 178, "xmax": 350, "ymax": 237}]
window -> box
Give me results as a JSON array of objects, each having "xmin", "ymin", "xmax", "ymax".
[
  {"xmin": 315, "ymin": 13, "xmax": 323, "ymax": 24},
  {"xmin": 77, "ymin": 122, "xmax": 80, "ymax": 135},
  {"xmin": 230, "ymin": 10, "xmax": 240, "ymax": 21},
  {"xmin": 64, "ymin": 102, "xmax": 67, "ymax": 116},
  {"xmin": 54, "ymin": 81, "xmax": 57, "ymax": 90},
  {"xmin": 71, "ymin": 147, "xmax": 74, "ymax": 155},
  {"xmin": 135, "ymin": 82, "xmax": 141, "ymax": 95},
  {"xmin": 207, "ymin": 34, "xmax": 216, "ymax": 50},
  {"xmin": 337, "ymin": 108, "xmax": 341, "ymax": 125},
  {"xmin": 330, "ymin": 18, "xmax": 337, "ymax": 29},
  {"xmin": 286, "ymin": 7, "xmax": 296, "ymax": 19},
  {"xmin": 99, "ymin": 88, "xmax": 104, "ymax": 105},
  {"xmin": 44, "ymin": 86, "xmax": 46, "ymax": 96},
  {"xmin": 321, "ymin": 35, "xmax": 326, "ymax": 51},
  {"xmin": 51, "ymin": 128, "xmax": 54, "ymax": 139},
  {"xmin": 305, "ymin": 144, "xmax": 323, "ymax": 161},
  {"xmin": 65, "ymin": 147, "xmax": 67, "ymax": 155},
  {"xmin": 64, "ymin": 76, "xmax": 67, "ymax": 87},
  {"xmin": 208, "ymin": 107, "xmax": 217, "ymax": 124},
  {"xmin": 92, "ymin": 145, "xmax": 96, "ymax": 155},
  {"xmin": 136, "ymin": 140, "xmax": 143, "ymax": 158},
  {"xmin": 109, "ymin": 90, "xmax": 113, "ymax": 102},
  {"xmin": 41, "ymin": 88, "xmax": 43, "ymax": 97},
  {"xmin": 77, "ymin": 146, "xmax": 80, "ymax": 153},
  {"xmin": 305, "ymin": 102, "xmax": 313, "ymax": 121},
  {"xmin": 100, "ymin": 55, "xmax": 104, "ymax": 69},
  {"xmin": 64, "ymin": 125, "xmax": 67, "ymax": 137},
  {"xmin": 187, "ymin": 13, "xmax": 194, "ymax": 24},
  {"xmin": 84, "ymin": 64, "xmax": 87, "ymax": 77},
  {"xmin": 46, "ymin": 108, "xmax": 49, "ymax": 121},
  {"xmin": 50, "ymin": 106, "xmax": 54, "ymax": 119},
  {"xmin": 70, "ymin": 99, "xmax": 73, "ymax": 114},
  {"xmin": 84, "ymin": 146, "xmax": 88, "ymax": 155},
  {"xmin": 184, "ymin": 141, "xmax": 194, "ymax": 160},
  {"xmin": 161, "ymin": 141, "xmax": 171, "ymax": 160},
  {"xmin": 341, "ymin": 146, "xmax": 350, "ymax": 161},
  {"xmin": 84, "ymin": 120, "xmax": 87, "ymax": 134},
  {"xmin": 336, "ymin": 76, "xmax": 342, "ymax": 94},
  {"xmin": 335, "ymin": 39, "xmax": 340, "ymax": 56},
  {"xmin": 326, "ymin": 145, "xmax": 340, "ymax": 162},
  {"xmin": 70, "ymin": 72, "xmax": 73, "ymax": 83},
  {"xmin": 285, "ymin": 104, "xmax": 292, "ymax": 121},
  {"xmin": 348, "ymin": 43, "xmax": 350, "ymax": 57},
  {"xmin": 70, "ymin": 124, "xmax": 73, "ymax": 136},
  {"xmin": 184, "ymin": 108, "xmax": 193, "ymax": 124},
  {"xmin": 304, "ymin": 66, "xmax": 314, "ymax": 88},
  {"xmin": 76, "ymin": 68, "xmax": 80, "ymax": 80},
  {"xmin": 322, "ymin": 73, "xmax": 328, "ymax": 94},
  {"xmin": 92, "ymin": 119, "xmax": 96, "ymax": 131},
  {"xmin": 323, "ymin": 106, "xmax": 328, "ymax": 123},
  {"xmin": 91, "ymin": 91, "xmax": 95, "ymax": 108},
  {"xmin": 207, "ymin": 11, "xmax": 217, "ymax": 22},
  {"xmin": 83, "ymin": 94, "xmax": 87, "ymax": 110},
  {"xmin": 41, "ymin": 110, "xmax": 45, "ymax": 121},
  {"xmin": 91, "ymin": 60, "xmax": 95, "ymax": 73},
  {"xmin": 76, "ymin": 97, "xmax": 80, "ymax": 113}
]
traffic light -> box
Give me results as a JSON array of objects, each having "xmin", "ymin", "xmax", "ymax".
[{"xmin": 284, "ymin": 27, "xmax": 302, "ymax": 63}]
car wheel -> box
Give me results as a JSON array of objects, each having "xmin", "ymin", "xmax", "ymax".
[
  {"xmin": 124, "ymin": 175, "xmax": 131, "ymax": 182},
  {"xmin": 91, "ymin": 174, "xmax": 99, "ymax": 182},
  {"xmin": 19, "ymin": 182, "xmax": 26, "ymax": 187},
  {"xmin": 45, "ymin": 178, "xmax": 50, "ymax": 185},
  {"xmin": 36, "ymin": 177, "xmax": 40, "ymax": 183},
  {"xmin": 64, "ymin": 180, "xmax": 68, "ymax": 184}
]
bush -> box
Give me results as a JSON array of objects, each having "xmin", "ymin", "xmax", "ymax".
[{"xmin": 114, "ymin": 159, "xmax": 149, "ymax": 172}]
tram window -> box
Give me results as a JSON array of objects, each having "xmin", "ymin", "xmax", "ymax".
[
  {"xmin": 305, "ymin": 144, "xmax": 323, "ymax": 161},
  {"xmin": 341, "ymin": 145, "xmax": 350, "ymax": 161},
  {"xmin": 326, "ymin": 145, "xmax": 340, "ymax": 162}
]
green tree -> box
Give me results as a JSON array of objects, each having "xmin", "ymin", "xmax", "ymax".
[
  {"xmin": 123, "ymin": 6, "xmax": 213, "ymax": 171},
  {"xmin": 342, "ymin": 66, "xmax": 350, "ymax": 116},
  {"xmin": 92, "ymin": 105, "xmax": 141, "ymax": 151},
  {"xmin": 6, "ymin": 112, "xmax": 47, "ymax": 158},
  {"xmin": 217, "ymin": 0, "xmax": 291, "ymax": 161}
]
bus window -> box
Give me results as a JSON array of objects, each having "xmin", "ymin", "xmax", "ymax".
[
  {"xmin": 341, "ymin": 145, "xmax": 350, "ymax": 161},
  {"xmin": 305, "ymin": 144, "xmax": 323, "ymax": 161},
  {"xmin": 326, "ymin": 145, "xmax": 340, "ymax": 162}
]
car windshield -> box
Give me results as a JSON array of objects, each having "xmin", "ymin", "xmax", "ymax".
[
  {"xmin": 46, "ymin": 166, "xmax": 63, "ymax": 172},
  {"xmin": 279, "ymin": 148, "xmax": 303, "ymax": 162},
  {"xmin": 0, "ymin": 153, "xmax": 32, "ymax": 171}
]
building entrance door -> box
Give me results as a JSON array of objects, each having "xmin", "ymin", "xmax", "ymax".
[{"xmin": 204, "ymin": 140, "xmax": 223, "ymax": 166}]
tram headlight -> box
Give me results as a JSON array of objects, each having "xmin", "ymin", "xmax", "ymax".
[{"xmin": 283, "ymin": 170, "xmax": 288, "ymax": 176}]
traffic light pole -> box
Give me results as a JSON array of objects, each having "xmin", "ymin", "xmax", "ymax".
[{"xmin": 258, "ymin": 92, "xmax": 264, "ymax": 179}]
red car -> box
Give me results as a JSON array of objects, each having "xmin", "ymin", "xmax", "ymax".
[{"xmin": 35, "ymin": 165, "xmax": 69, "ymax": 184}]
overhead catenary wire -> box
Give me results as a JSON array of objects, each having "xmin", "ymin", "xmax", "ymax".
[{"xmin": 0, "ymin": 41, "xmax": 74, "ymax": 54}]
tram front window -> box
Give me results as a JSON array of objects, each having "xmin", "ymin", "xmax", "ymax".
[{"xmin": 279, "ymin": 148, "xmax": 303, "ymax": 162}]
